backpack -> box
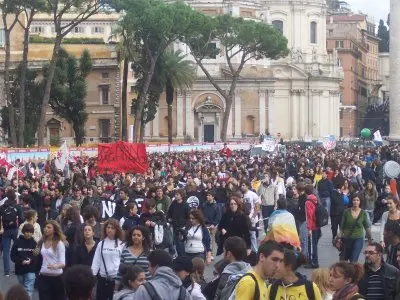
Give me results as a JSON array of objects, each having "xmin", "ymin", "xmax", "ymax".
[
  {"xmin": 308, "ymin": 199, "xmax": 329, "ymax": 228},
  {"xmin": 220, "ymin": 273, "xmax": 259, "ymax": 300},
  {"xmin": 269, "ymin": 279, "xmax": 315, "ymax": 300},
  {"xmin": 1, "ymin": 205, "xmax": 18, "ymax": 229},
  {"xmin": 154, "ymin": 223, "xmax": 173, "ymax": 248},
  {"xmin": 144, "ymin": 281, "xmax": 186, "ymax": 300}
]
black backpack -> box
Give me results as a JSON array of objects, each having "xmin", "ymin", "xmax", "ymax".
[
  {"xmin": 144, "ymin": 281, "xmax": 186, "ymax": 300},
  {"xmin": 1, "ymin": 204, "xmax": 18, "ymax": 229},
  {"xmin": 269, "ymin": 279, "xmax": 315, "ymax": 300},
  {"xmin": 308, "ymin": 199, "xmax": 329, "ymax": 228}
]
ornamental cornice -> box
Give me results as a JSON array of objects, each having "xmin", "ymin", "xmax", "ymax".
[
  {"xmin": 311, "ymin": 89, "xmax": 324, "ymax": 95},
  {"xmin": 329, "ymin": 90, "xmax": 341, "ymax": 96}
]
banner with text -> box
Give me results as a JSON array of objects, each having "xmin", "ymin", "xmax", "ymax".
[{"xmin": 98, "ymin": 141, "xmax": 148, "ymax": 174}]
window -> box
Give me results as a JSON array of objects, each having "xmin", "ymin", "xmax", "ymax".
[
  {"xmin": 99, "ymin": 119, "xmax": 111, "ymax": 138},
  {"xmin": 100, "ymin": 85, "xmax": 110, "ymax": 105},
  {"xmin": 93, "ymin": 26, "xmax": 105, "ymax": 34},
  {"xmin": 335, "ymin": 40, "xmax": 344, "ymax": 48},
  {"xmin": 102, "ymin": 72, "xmax": 109, "ymax": 79},
  {"xmin": 74, "ymin": 26, "xmax": 85, "ymax": 33},
  {"xmin": 0, "ymin": 29, "xmax": 5, "ymax": 47},
  {"xmin": 31, "ymin": 26, "xmax": 44, "ymax": 33},
  {"xmin": 272, "ymin": 20, "xmax": 284, "ymax": 35},
  {"xmin": 205, "ymin": 42, "xmax": 217, "ymax": 59},
  {"xmin": 310, "ymin": 22, "xmax": 317, "ymax": 44},
  {"xmin": 328, "ymin": 29, "xmax": 333, "ymax": 37}
]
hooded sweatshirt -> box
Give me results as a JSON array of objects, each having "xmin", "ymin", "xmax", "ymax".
[
  {"xmin": 10, "ymin": 235, "xmax": 37, "ymax": 275},
  {"xmin": 214, "ymin": 261, "xmax": 252, "ymax": 300},
  {"xmin": 266, "ymin": 273, "xmax": 322, "ymax": 300},
  {"xmin": 131, "ymin": 266, "xmax": 191, "ymax": 300},
  {"xmin": 305, "ymin": 194, "xmax": 319, "ymax": 231},
  {"xmin": 113, "ymin": 288, "xmax": 134, "ymax": 300}
]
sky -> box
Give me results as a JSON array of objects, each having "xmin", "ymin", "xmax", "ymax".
[{"xmin": 346, "ymin": 0, "xmax": 390, "ymax": 23}]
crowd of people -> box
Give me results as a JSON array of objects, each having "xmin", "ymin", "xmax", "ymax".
[{"xmin": 1, "ymin": 142, "xmax": 400, "ymax": 299}]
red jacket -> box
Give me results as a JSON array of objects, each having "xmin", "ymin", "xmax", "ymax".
[
  {"xmin": 220, "ymin": 147, "xmax": 232, "ymax": 157},
  {"xmin": 306, "ymin": 194, "xmax": 319, "ymax": 231}
]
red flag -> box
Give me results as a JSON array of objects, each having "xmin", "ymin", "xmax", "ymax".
[{"xmin": 98, "ymin": 141, "xmax": 148, "ymax": 174}]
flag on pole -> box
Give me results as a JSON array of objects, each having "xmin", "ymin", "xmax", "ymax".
[
  {"xmin": 373, "ymin": 130, "xmax": 383, "ymax": 142},
  {"xmin": 55, "ymin": 141, "xmax": 69, "ymax": 170}
]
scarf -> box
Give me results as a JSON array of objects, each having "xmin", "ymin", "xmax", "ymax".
[{"xmin": 333, "ymin": 283, "xmax": 359, "ymax": 300}]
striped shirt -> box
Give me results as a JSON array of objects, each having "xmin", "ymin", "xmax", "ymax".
[
  {"xmin": 116, "ymin": 247, "xmax": 151, "ymax": 282},
  {"xmin": 366, "ymin": 267, "xmax": 385, "ymax": 300}
]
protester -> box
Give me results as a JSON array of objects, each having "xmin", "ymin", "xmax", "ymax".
[
  {"xmin": 4, "ymin": 284, "xmax": 29, "ymax": 300},
  {"xmin": 312, "ymin": 268, "xmax": 334, "ymax": 300},
  {"xmin": 91, "ymin": 219, "xmax": 124, "ymax": 300},
  {"xmin": 17, "ymin": 209, "xmax": 42, "ymax": 243},
  {"xmin": 64, "ymin": 265, "xmax": 97, "ymax": 300},
  {"xmin": 72, "ymin": 224, "xmax": 99, "ymax": 266},
  {"xmin": 329, "ymin": 261, "xmax": 365, "ymax": 300},
  {"xmin": 235, "ymin": 241, "xmax": 285, "ymax": 300},
  {"xmin": 380, "ymin": 196, "xmax": 400, "ymax": 248},
  {"xmin": 35, "ymin": 220, "xmax": 66, "ymax": 300},
  {"xmin": 113, "ymin": 265, "xmax": 146, "ymax": 300},
  {"xmin": 305, "ymin": 184, "xmax": 322, "ymax": 269}
]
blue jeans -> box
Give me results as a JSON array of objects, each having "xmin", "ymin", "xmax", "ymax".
[
  {"xmin": 2, "ymin": 228, "xmax": 17, "ymax": 274},
  {"xmin": 250, "ymin": 230, "xmax": 257, "ymax": 253},
  {"xmin": 320, "ymin": 197, "xmax": 331, "ymax": 216},
  {"xmin": 308, "ymin": 228, "xmax": 321, "ymax": 267},
  {"xmin": 261, "ymin": 205, "xmax": 275, "ymax": 232},
  {"xmin": 17, "ymin": 273, "xmax": 36, "ymax": 298},
  {"xmin": 344, "ymin": 238, "xmax": 364, "ymax": 262},
  {"xmin": 299, "ymin": 221, "xmax": 308, "ymax": 258}
]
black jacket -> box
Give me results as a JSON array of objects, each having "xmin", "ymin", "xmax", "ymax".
[
  {"xmin": 122, "ymin": 215, "xmax": 140, "ymax": 232},
  {"xmin": 10, "ymin": 235, "xmax": 37, "ymax": 275},
  {"xmin": 317, "ymin": 178, "xmax": 333, "ymax": 198},
  {"xmin": 201, "ymin": 201, "xmax": 221, "ymax": 226},
  {"xmin": 167, "ymin": 201, "xmax": 190, "ymax": 230},
  {"xmin": 358, "ymin": 262, "xmax": 400, "ymax": 300},
  {"xmin": 218, "ymin": 211, "xmax": 251, "ymax": 249},
  {"xmin": 330, "ymin": 190, "xmax": 345, "ymax": 217},
  {"xmin": 296, "ymin": 194, "xmax": 307, "ymax": 223},
  {"xmin": 72, "ymin": 241, "xmax": 99, "ymax": 266}
]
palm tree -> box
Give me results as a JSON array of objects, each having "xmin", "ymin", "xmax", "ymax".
[{"xmin": 156, "ymin": 50, "xmax": 196, "ymax": 144}]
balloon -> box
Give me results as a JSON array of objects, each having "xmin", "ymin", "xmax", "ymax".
[{"xmin": 360, "ymin": 128, "xmax": 371, "ymax": 138}]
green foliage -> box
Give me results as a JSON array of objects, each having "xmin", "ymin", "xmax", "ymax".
[
  {"xmin": 46, "ymin": 48, "xmax": 91, "ymax": 146},
  {"xmin": 29, "ymin": 36, "xmax": 105, "ymax": 44},
  {"xmin": 377, "ymin": 19, "xmax": 390, "ymax": 53},
  {"xmin": 0, "ymin": 66, "xmax": 43, "ymax": 146}
]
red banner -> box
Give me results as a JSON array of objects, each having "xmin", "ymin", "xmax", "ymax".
[{"xmin": 98, "ymin": 141, "xmax": 148, "ymax": 174}]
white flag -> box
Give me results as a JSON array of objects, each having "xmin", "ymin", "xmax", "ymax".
[
  {"xmin": 373, "ymin": 130, "xmax": 383, "ymax": 142},
  {"xmin": 7, "ymin": 166, "xmax": 17, "ymax": 181},
  {"xmin": 55, "ymin": 141, "xmax": 68, "ymax": 170}
]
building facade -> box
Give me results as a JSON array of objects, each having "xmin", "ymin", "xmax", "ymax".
[
  {"xmin": 326, "ymin": 14, "xmax": 380, "ymax": 137},
  {"xmin": 147, "ymin": 0, "xmax": 342, "ymax": 142}
]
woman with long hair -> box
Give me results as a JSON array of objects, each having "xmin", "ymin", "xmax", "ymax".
[
  {"xmin": 217, "ymin": 196, "xmax": 251, "ymax": 255},
  {"xmin": 329, "ymin": 262, "xmax": 364, "ymax": 300},
  {"xmin": 183, "ymin": 209, "xmax": 212, "ymax": 264},
  {"xmin": 116, "ymin": 225, "xmax": 151, "ymax": 291},
  {"xmin": 72, "ymin": 224, "xmax": 98, "ymax": 266},
  {"xmin": 312, "ymin": 268, "xmax": 334, "ymax": 300},
  {"xmin": 362, "ymin": 180, "xmax": 378, "ymax": 222},
  {"xmin": 337, "ymin": 195, "xmax": 372, "ymax": 262},
  {"xmin": 91, "ymin": 218, "xmax": 124, "ymax": 300},
  {"xmin": 266, "ymin": 245, "xmax": 322, "ymax": 299},
  {"xmin": 380, "ymin": 196, "xmax": 400, "ymax": 248},
  {"xmin": 56, "ymin": 203, "xmax": 72, "ymax": 232},
  {"xmin": 35, "ymin": 220, "xmax": 67, "ymax": 300},
  {"xmin": 18, "ymin": 209, "xmax": 42, "ymax": 243}
]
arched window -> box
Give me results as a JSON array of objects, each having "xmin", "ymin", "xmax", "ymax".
[
  {"xmin": 310, "ymin": 21, "xmax": 317, "ymax": 44},
  {"xmin": 272, "ymin": 20, "xmax": 284, "ymax": 35}
]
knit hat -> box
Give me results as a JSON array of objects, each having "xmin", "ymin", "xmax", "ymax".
[{"xmin": 172, "ymin": 256, "xmax": 193, "ymax": 273}]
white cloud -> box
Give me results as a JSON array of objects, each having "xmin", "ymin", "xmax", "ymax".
[{"xmin": 346, "ymin": 0, "xmax": 390, "ymax": 23}]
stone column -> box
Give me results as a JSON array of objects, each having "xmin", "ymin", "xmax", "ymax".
[
  {"xmin": 267, "ymin": 90, "xmax": 275, "ymax": 134},
  {"xmin": 290, "ymin": 90, "xmax": 299, "ymax": 140},
  {"xmin": 176, "ymin": 89, "xmax": 184, "ymax": 138},
  {"xmin": 234, "ymin": 90, "xmax": 241, "ymax": 137},
  {"xmin": 390, "ymin": 0, "xmax": 400, "ymax": 139},
  {"xmin": 145, "ymin": 122, "xmax": 151, "ymax": 137},
  {"xmin": 299, "ymin": 90, "xmax": 306, "ymax": 139},
  {"xmin": 259, "ymin": 89, "xmax": 267, "ymax": 135},
  {"xmin": 311, "ymin": 89, "xmax": 323, "ymax": 138},
  {"xmin": 185, "ymin": 90, "xmax": 194, "ymax": 138},
  {"xmin": 198, "ymin": 113, "xmax": 203, "ymax": 143},
  {"xmin": 216, "ymin": 113, "xmax": 220, "ymax": 141},
  {"xmin": 152, "ymin": 110, "xmax": 159, "ymax": 137}
]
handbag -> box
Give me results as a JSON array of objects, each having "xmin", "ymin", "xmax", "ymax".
[{"xmin": 334, "ymin": 210, "xmax": 363, "ymax": 252}]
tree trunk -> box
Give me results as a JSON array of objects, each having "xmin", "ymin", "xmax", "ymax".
[
  {"xmin": 18, "ymin": 18, "xmax": 32, "ymax": 147},
  {"xmin": 133, "ymin": 59, "xmax": 157, "ymax": 142},
  {"xmin": 3, "ymin": 28, "xmax": 17, "ymax": 146},
  {"xmin": 37, "ymin": 37, "xmax": 62, "ymax": 146},
  {"xmin": 166, "ymin": 80, "xmax": 174, "ymax": 144},
  {"xmin": 121, "ymin": 58, "xmax": 129, "ymax": 141},
  {"xmin": 220, "ymin": 94, "xmax": 233, "ymax": 142},
  {"xmin": 139, "ymin": 120, "xmax": 145, "ymax": 143}
]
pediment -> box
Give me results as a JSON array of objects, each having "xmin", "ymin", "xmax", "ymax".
[{"xmin": 270, "ymin": 63, "xmax": 309, "ymax": 79}]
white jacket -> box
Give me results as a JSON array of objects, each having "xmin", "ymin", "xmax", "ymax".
[{"xmin": 187, "ymin": 282, "xmax": 205, "ymax": 300}]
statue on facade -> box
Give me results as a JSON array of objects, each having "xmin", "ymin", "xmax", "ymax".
[{"xmin": 290, "ymin": 48, "xmax": 303, "ymax": 63}]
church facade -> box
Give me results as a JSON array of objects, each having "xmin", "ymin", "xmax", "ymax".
[{"xmin": 147, "ymin": 0, "xmax": 343, "ymax": 142}]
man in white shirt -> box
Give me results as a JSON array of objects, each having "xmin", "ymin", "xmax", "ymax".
[{"xmin": 241, "ymin": 181, "xmax": 261, "ymax": 253}]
